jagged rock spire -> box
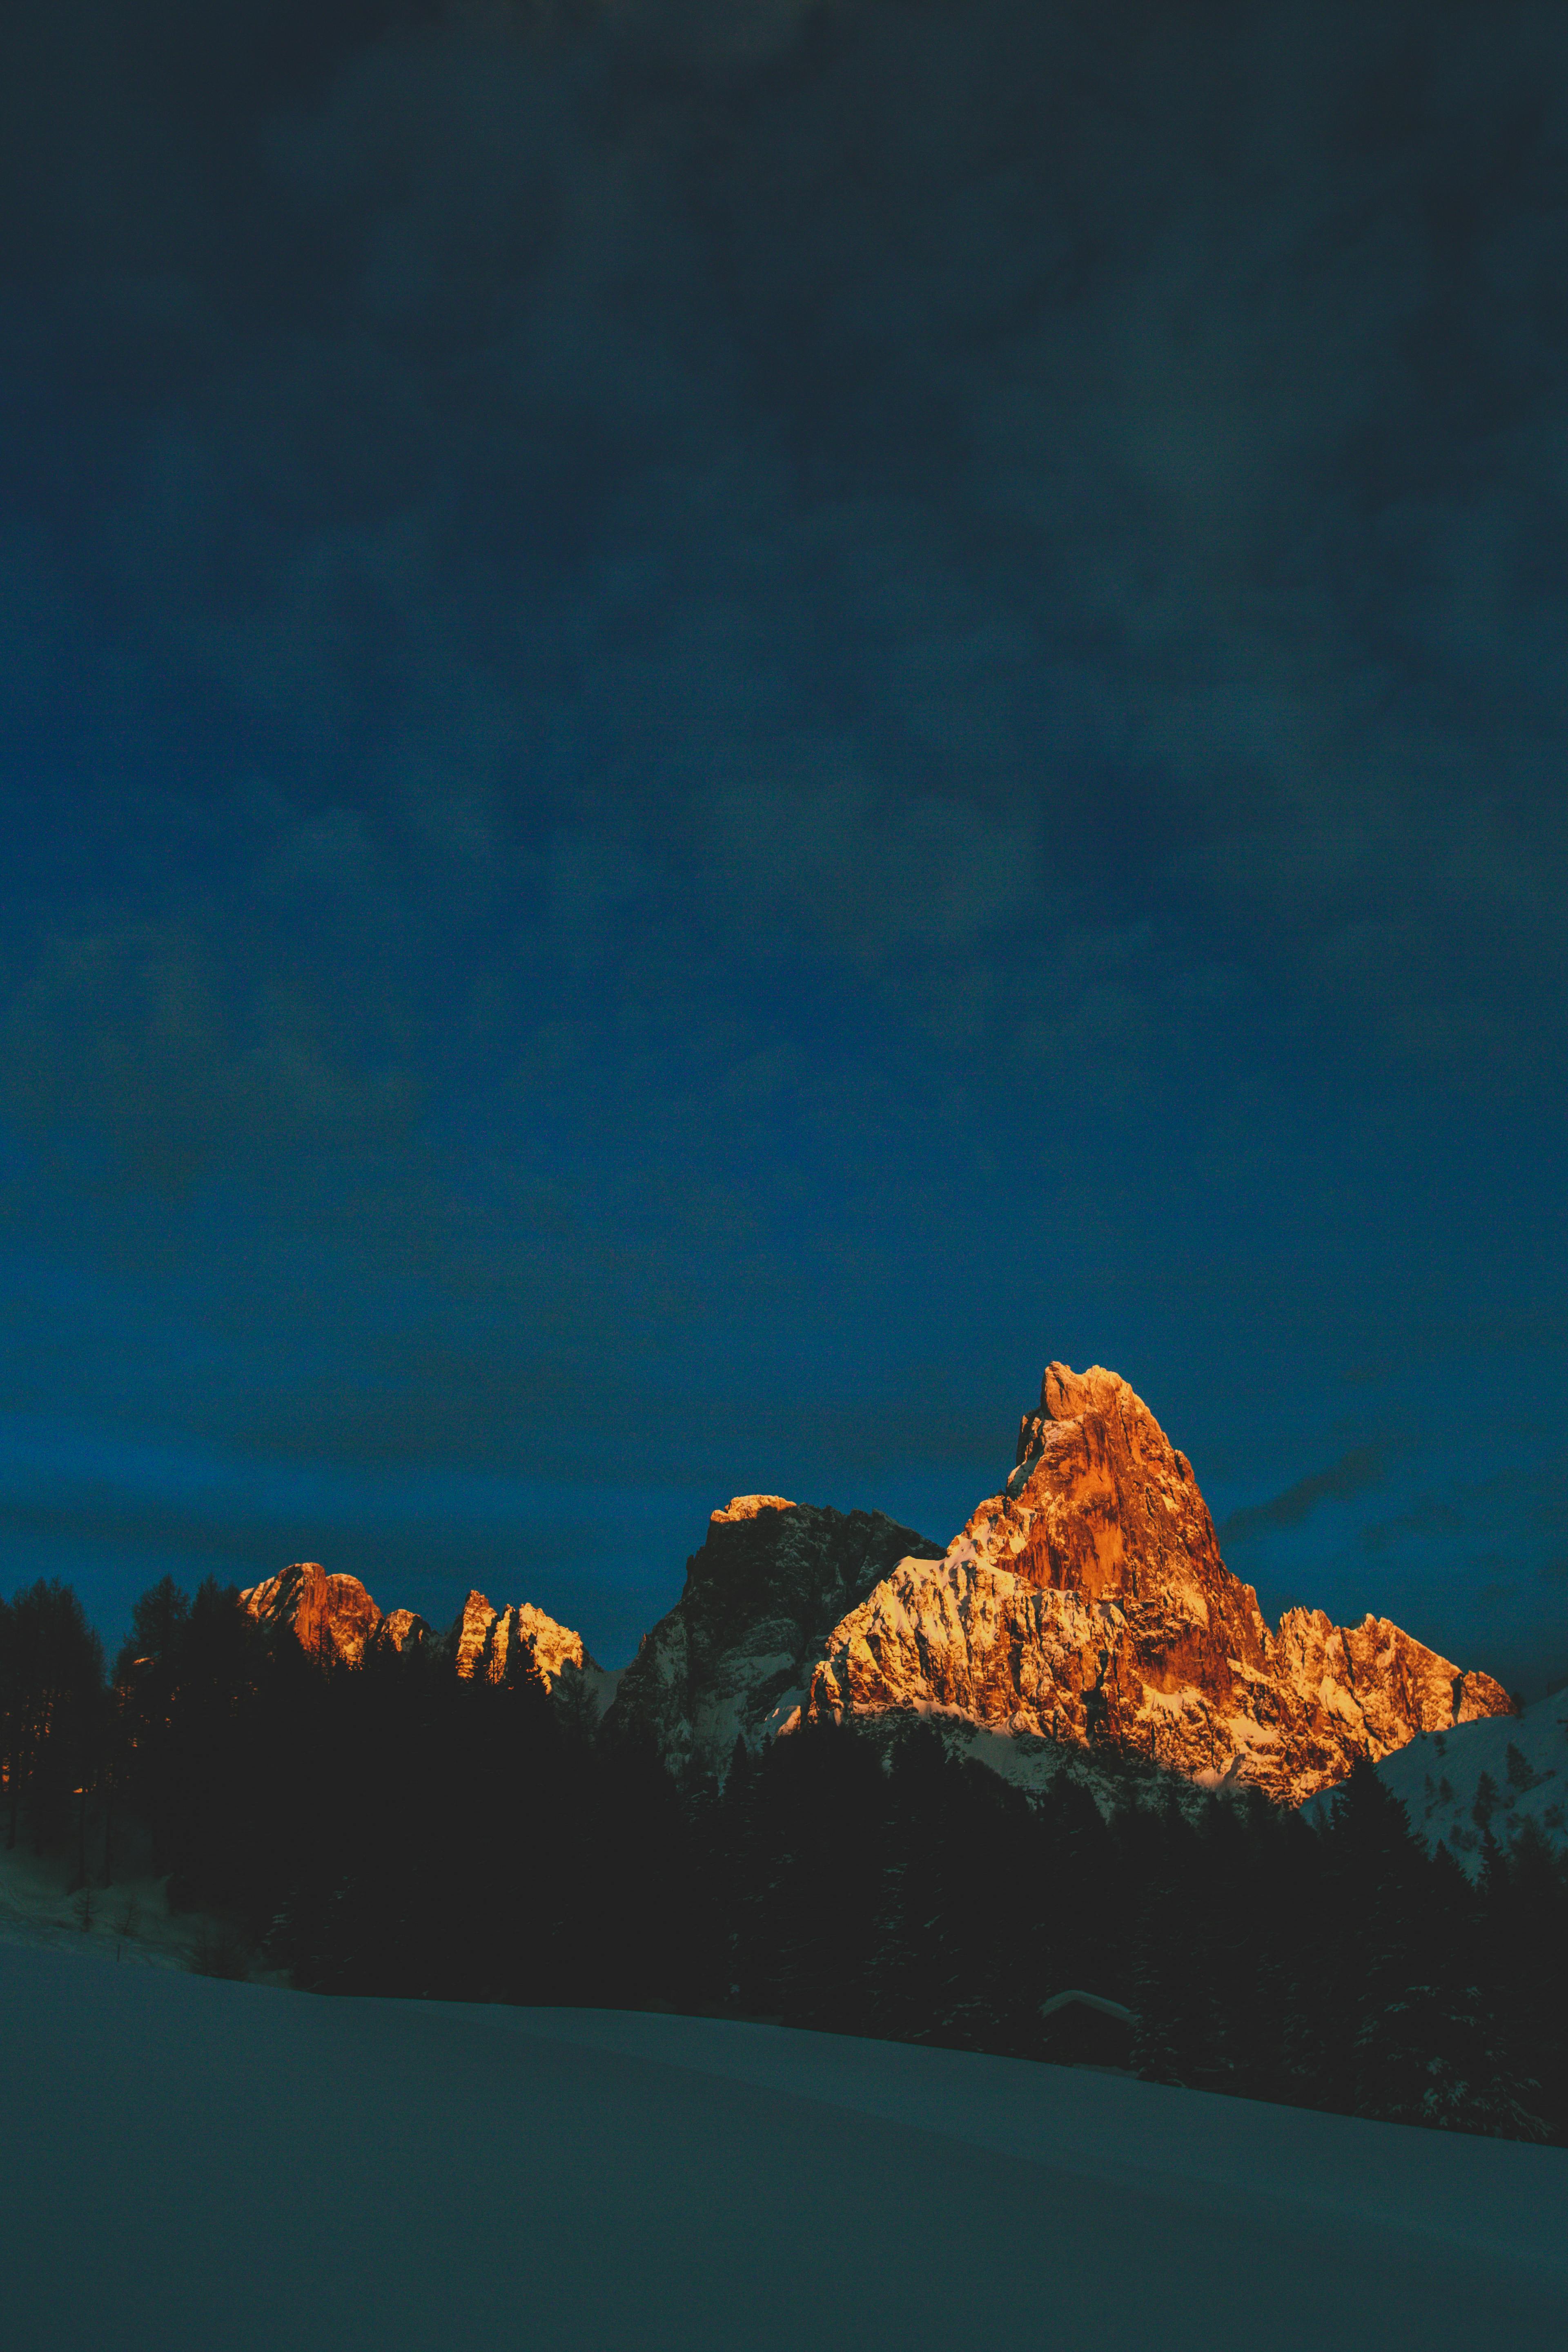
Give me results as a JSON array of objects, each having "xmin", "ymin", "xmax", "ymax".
[{"xmin": 800, "ymin": 1363, "xmax": 1509, "ymax": 1802}]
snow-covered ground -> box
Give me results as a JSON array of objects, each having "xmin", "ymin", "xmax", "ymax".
[
  {"xmin": 0, "ymin": 1837, "xmax": 261, "ymax": 1975},
  {"xmin": 1304, "ymin": 1688, "xmax": 1568, "ymax": 1872},
  {"xmin": 2, "ymin": 1943, "xmax": 1563, "ymax": 2351}
]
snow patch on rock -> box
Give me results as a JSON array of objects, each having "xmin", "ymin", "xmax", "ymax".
[{"xmin": 798, "ymin": 1363, "xmax": 1512, "ymax": 1804}]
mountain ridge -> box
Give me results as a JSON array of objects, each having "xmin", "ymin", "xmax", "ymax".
[
  {"xmin": 793, "ymin": 1363, "xmax": 1508, "ymax": 1804},
  {"xmin": 605, "ymin": 1496, "xmax": 945, "ymax": 1776},
  {"xmin": 237, "ymin": 1361, "xmax": 1512, "ymax": 1803},
  {"xmin": 238, "ymin": 1561, "xmax": 601, "ymax": 1695}
]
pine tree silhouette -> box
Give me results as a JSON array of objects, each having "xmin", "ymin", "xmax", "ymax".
[
  {"xmin": 0, "ymin": 1580, "xmax": 104, "ymax": 1857},
  {"xmin": 11, "ymin": 1561, "xmax": 1555, "ymax": 2146}
]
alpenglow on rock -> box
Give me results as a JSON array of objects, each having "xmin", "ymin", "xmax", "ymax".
[
  {"xmin": 238, "ymin": 1561, "xmax": 392, "ymax": 1666},
  {"xmin": 239, "ymin": 1562, "xmax": 597, "ymax": 1692},
  {"xmin": 445, "ymin": 1590, "xmax": 598, "ymax": 1689},
  {"xmin": 604, "ymin": 1495, "xmax": 944, "ymax": 1777},
  {"xmin": 794, "ymin": 1363, "xmax": 1512, "ymax": 1805}
]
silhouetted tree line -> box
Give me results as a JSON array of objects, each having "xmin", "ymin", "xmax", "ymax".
[
  {"xmin": 3, "ymin": 1571, "xmax": 1564, "ymax": 2144},
  {"xmin": 0, "ymin": 1579, "xmax": 106, "ymax": 1877}
]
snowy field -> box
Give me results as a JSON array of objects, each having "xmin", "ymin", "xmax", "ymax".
[
  {"xmin": 2, "ymin": 1943, "xmax": 1565, "ymax": 2351},
  {"xmin": 0, "ymin": 1838, "xmax": 255, "ymax": 1975}
]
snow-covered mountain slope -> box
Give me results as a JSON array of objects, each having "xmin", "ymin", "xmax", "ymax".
[
  {"xmin": 1306, "ymin": 1690, "xmax": 1568, "ymax": 1872},
  {"xmin": 3, "ymin": 1943, "xmax": 1563, "ymax": 2352},
  {"xmin": 604, "ymin": 1494, "xmax": 942, "ymax": 1774},
  {"xmin": 794, "ymin": 1363, "xmax": 1511, "ymax": 1803}
]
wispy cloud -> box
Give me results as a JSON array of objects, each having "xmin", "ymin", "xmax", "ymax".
[{"xmin": 1219, "ymin": 1445, "xmax": 1388, "ymax": 1548}]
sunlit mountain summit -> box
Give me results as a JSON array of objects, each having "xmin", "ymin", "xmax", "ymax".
[{"xmin": 242, "ymin": 1362, "xmax": 1512, "ymax": 1806}]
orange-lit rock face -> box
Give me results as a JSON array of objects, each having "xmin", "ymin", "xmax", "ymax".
[
  {"xmin": 445, "ymin": 1591, "xmax": 595, "ymax": 1688},
  {"xmin": 607, "ymin": 1498, "xmax": 944, "ymax": 1777},
  {"xmin": 803, "ymin": 1364, "xmax": 1512, "ymax": 1804},
  {"xmin": 238, "ymin": 1561, "xmax": 384, "ymax": 1666},
  {"xmin": 238, "ymin": 1563, "xmax": 590, "ymax": 1689}
]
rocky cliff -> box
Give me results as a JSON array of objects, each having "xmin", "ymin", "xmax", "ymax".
[
  {"xmin": 444, "ymin": 1589, "xmax": 601, "ymax": 1691},
  {"xmin": 374, "ymin": 1607, "xmax": 432, "ymax": 1657},
  {"xmin": 795, "ymin": 1364, "xmax": 1511, "ymax": 1804},
  {"xmin": 605, "ymin": 1495, "xmax": 944, "ymax": 1776},
  {"xmin": 239, "ymin": 1561, "xmax": 390, "ymax": 1666},
  {"xmin": 238, "ymin": 1561, "xmax": 596, "ymax": 1693}
]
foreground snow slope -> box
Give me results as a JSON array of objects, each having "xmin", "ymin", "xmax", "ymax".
[{"xmin": 2, "ymin": 1947, "xmax": 1564, "ymax": 2352}]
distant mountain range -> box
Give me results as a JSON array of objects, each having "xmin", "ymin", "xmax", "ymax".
[
  {"xmin": 241, "ymin": 1360, "xmax": 1514, "ymax": 1806},
  {"xmin": 238, "ymin": 1558, "xmax": 610, "ymax": 1698}
]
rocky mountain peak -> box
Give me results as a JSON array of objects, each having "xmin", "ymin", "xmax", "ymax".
[
  {"xmin": 1034, "ymin": 1359, "xmax": 1138, "ymax": 1431},
  {"xmin": 238, "ymin": 1563, "xmax": 590, "ymax": 1691},
  {"xmin": 991, "ymin": 1361, "xmax": 1214, "ymax": 1612},
  {"xmin": 605, "ymin": 1497, "xmax": 944, "ymax": 1775},
  {"xmin": 801, "ymin": 1361, "xmax": 1512, "ymax": 1804},
  {"xmin": 374, "ymin": 1607, "xmax": 430, "ymax": 1656},
  {"xmin": 445, "ymin": 1590, "xmax": 597, "ymax": 1688},
  {"xmin": 239, "ymin": 1561, "xmax": 383, "ymax": 1666},
  {"xmin": 236, "ymin": 1358, "xmax": 1514, "ymax": 1809},
  {"xmin": 709, "ymin": 1494, "xmax": 796, "ymax": 1525}
]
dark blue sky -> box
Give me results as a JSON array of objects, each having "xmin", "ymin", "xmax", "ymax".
[{"xmin": 2, "ymin": 0, "xmax": 1565, "ymax": 1686}]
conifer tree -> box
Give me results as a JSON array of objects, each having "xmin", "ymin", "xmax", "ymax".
[
  {"xmin": 1353, "ymin": 1979, "xmax": 1550, "ymax": 2138},
  {"xmin": 20, "ymin": 1561, "xmax": 1558, "ymax": 2147},
  {"xmin": 0, "ymin": 1581, "xmax": 104, "ymax": 1855}
]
